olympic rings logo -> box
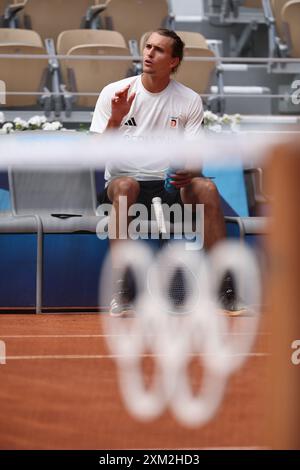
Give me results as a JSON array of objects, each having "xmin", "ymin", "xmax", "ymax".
[{"xmin": 99, "ymin": 240, "xmax": 261, "ymax": 427}]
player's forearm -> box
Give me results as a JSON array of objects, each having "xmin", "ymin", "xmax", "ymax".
[{"xmin": 105, "ymin": 117, "xmax": 123, "ymax": 130}]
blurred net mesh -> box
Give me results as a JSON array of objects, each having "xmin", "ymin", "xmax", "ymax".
[
  {"xmin": 168, "ymin": 267, "xmax": 188, "ymax": 308},
  {"xmin": 124, "ymin": 262, "xmax": 196, "ymax": 312}
]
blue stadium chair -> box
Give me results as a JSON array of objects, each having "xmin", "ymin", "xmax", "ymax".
[
  {"xmin": 0, "ymin": 166, "xmax": 103, "ymax": 312},
  {"xmin": 203, "ymin": 163, "xmax": 268, "ymax": 241}
]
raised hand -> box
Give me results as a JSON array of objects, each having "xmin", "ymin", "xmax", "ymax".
[{"xmin": 110, "ymin": 85, "xmax": 136, "ymax": 125}]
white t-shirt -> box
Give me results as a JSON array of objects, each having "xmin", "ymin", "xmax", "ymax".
[{"xmin": 90, "ymin": 75, "xmax": 204, "ymax": 182}]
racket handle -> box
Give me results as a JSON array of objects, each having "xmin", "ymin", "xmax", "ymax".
[{"xmin": 152, "ymin": 197, "xmax": 167, "ymax": 234}]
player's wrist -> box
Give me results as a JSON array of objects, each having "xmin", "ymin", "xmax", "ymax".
[{"xmin": 107, "ymin": 117, "xmax": 123, "ymax": 128}]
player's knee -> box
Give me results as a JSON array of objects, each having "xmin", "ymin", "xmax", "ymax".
[
  {"xmin": 202, "ymin": 179, "xmax": 219, "ymax": 199},
  {"xmin": 192, "ymin": 178, "xmax": 219, "ymax": 201},
  {"xmin": 188, "ymin": 179, "xmax": 222, "ymax": 214},
  {"xmin": 114, "ymin": 178, "xmax": 140, "ymax": 202}
]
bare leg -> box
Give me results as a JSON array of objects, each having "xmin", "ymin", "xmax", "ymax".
[
  {"xmin": 107, "ymin": 176, "xmax": 140, "ymax": 268},
  {"xmin": 180, "ymin": 177, "xmax": 226, "ymax": 250}
]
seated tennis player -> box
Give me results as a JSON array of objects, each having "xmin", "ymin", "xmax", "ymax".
[{"xmin": 90, "ymin": 29, "xmax": 240, "ymax": 315}]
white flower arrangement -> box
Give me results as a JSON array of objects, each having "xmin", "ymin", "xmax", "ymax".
[
  {"xmin": 203, "ymin": 111, "xmax": 242, "ymax": 133},
  {"xmin": 1, "ymin": 122, "xmax": 14, "ymax": 134},
  {"xmin": 0, "ymin": 114, "xmax": 65, "ymax": 134},
  {"xmin": 42, "ymin": 121, "xmax": 64, "ymax": 131},
  {"xmin": 13, "ymin": 117, "xmax": 29, "ymax": 130},
  {"xmin": 27, "ymin": 115, "xmax": 47, "ymax": 128}
]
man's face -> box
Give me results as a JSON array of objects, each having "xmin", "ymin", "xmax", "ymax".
[{"xmin": 143, "ymin": 32, "xmax": 180, "ymax": 77}]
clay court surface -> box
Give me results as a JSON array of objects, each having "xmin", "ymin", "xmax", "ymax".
[{"xmin": 0, "ymin": 313, "xmax": 270, "ymax": 450}]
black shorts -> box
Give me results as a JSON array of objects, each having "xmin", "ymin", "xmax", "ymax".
[{"xmin": 98, "ymin": 180, "xmax": 183, "ymax": 212}]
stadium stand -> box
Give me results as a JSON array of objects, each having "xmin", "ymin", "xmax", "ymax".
[
  {"xmin": 0, "ymin": 0, "xmax": 298, "ymax": 118},
  {"xmin": 269, "ymin": 0, "xmax": 289, "ymax": 42},
  {"xmin": 97, "ymin": 0, "xmax": 171, "ymax": 54},
  {"xmin": 0, "ymin": 25, "xmax": 41, "ymax": 45},
  {"xmin": 262, "ymin": 0, "xmax": 300, "ymax": 76},
  {"xmin": 244, "ymin": 0, "xmax": 263, "ymax": 7},
  {"xmin": 57, "ymin": 29, "xmax": 133, "ymax": 110},
  {"xmin": 282, "ymin": 0, "xmax": 300, "ymax": 57},
  {"xmin": 0, "ymin": 28, "xmax": 49, "ymax": 108},
  {"xmin": 0, "ymin": 0, "xmax": 8, "ymax": 20},
  {"xmin": 228, "ymin": 0, "xmax": 266, "ymax": 57},
  {"xmin": 209, "ymin": 0, "xmax": 264, "ymax": 21},
  {"xmin": 6, "ymin": 0, "xmax": 105, "ymax": 40},
  {"xmin": 0, "ymin": 0, "xmax": 24, "ymax": 27},
  {"xmin": 261, "ymin": 0, "xmax": 289, "ymax": 58},
  {"xmin": 164, "ymin": 2, "xmax": 267, "ymax": 58}
]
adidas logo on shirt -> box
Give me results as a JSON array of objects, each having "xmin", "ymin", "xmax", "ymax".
[{"xmin": 124, "ymin": 117, "xmax": 137, "ymax": 126}]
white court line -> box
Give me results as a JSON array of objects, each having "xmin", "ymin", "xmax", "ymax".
[
  {"xmin": 4, "ymin": 352, "xmax": 270, "ymax": 361},
  {"xmin": 0, "ymin": 333, "xmax": 271, "ymax": 339}
]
